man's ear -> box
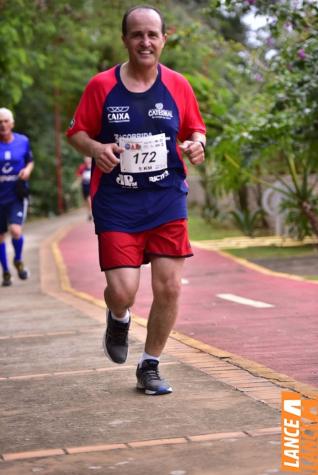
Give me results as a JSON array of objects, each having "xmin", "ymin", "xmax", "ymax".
[{"xmin": 122, "ymin": 35, "xmax": 128, "ymax": 48}]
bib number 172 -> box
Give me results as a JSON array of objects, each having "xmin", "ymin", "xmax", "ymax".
[{"xmin": 133, "ymin": 151, "xmax": 156, "ymax": 165}]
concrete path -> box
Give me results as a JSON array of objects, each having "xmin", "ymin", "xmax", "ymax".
[{"xmin": 0, "ymin": 210, "xmax": 292, "ymax": 474}]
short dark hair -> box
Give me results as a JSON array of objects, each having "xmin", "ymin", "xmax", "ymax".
[{"xmin": 122, "ymin": 5, "xmax": 166, "ymax": 36}]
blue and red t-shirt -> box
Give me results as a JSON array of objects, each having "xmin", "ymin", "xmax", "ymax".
[
  {"xmin": 0, "ymin": 133, "xmax": 33, "ymax": 204},
  {"xmin": 67, "ymin": 64, "xmax": 206, "ymax": 233}
]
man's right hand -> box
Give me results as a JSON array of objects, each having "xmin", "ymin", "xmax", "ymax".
[{"xmin": 93, "ymin": 143, "xmax": 124, "ymax": 173}]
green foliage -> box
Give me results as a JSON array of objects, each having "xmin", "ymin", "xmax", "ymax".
[
  {"xmin": 2, "ymin": 0, "xmax": 133, "ymax": 214},
  {"xmin": 230, "ymin": 208, "xmax": 264, "ymax": 237},
  {"xmin": 279, "ymin": 155, "xmax": 318, "ymax": 239},
  {"xmin": 0, "ymin": 0, "xmax": 39, "ymax": 106},
  {"xmin": 204, "ymin": 0, "xmax": 318, "ymax": 237}
]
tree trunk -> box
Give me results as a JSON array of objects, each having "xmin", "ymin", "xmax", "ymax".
[
  {"xmin": 54, "ymin": 88, "xmax": 64, "ymax": 214},
  {"xmin": 301, "ymin": 201, "xmax": 318, "ymax": 238}
]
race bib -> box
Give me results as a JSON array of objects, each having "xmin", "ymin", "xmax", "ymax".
[{"xmin": 119, "ymin": 133, "xmax": 167, "ymax": 173}]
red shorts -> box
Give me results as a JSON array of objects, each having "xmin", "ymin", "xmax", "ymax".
[{"xmin": 98, "ymin": 219, "xmax": 193, "ymax": 271}]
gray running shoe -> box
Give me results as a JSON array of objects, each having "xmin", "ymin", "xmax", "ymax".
[
  {"xmin": 136, "ymin": 359, "xmax": 173, "ymax": 395},
  {"xmin": 102, "ymin": 310, "xmax": 130, "ymax": 364},
  {"xmin": 2, "ymin": 271, "xmax": 12, "ymax": 287}
]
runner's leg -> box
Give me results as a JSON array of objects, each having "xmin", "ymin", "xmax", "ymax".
[
  {"xmin": 103, "ymin": 267, "xmax": 140, "ymax": 363},
  {"xmin": 104, "ymin": 267, "xmax": 140, "ymax": 317},
  {"xmin": 0, "ymin": 233, "xmax": 9, "ymax": 272},
  {"xmin": 145, "ymin": 257, "xmax": 184, "ymax": 356}
]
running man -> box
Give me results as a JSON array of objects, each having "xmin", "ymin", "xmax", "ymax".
[
  {"xmin": 67, "ymin": 5, "xmax": 206, "ymax": 395},
  {"xmin": 0, "ymin": 108, "xmax": 34, "ymax": 287},
  {"xmin": 76, "ymin": 156, "xmax": 92, "ymax": 220}
]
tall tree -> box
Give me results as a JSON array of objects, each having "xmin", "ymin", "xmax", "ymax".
[{"xmin": 0, "ymin": 0, "xmax": 40, "ymax": 106}]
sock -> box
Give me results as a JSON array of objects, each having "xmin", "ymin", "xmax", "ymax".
[
  {"xmin": 139, "ymin": 352, "xmax": 160, "ymax": 366},
  {"xmin": 12, "ymin": 236, "xmax": 24, "ymax": 262},
  {"xmin": 0, "ymin": 242, "xmax": 9, "ymax": 272},
  {"xmin": 109, "ymin": 309, "xmax": 130, "ymax": 324}
]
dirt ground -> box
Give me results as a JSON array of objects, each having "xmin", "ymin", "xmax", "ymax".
[{"xmin": 251, "ymin": 254, "xmax": 318, "ymax": 278}]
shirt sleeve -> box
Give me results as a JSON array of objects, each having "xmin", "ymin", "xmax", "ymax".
[
  {"xmin": 24, "ymin": 137, "xmax": 33, "ymax": 164},
  {"xmin": 66, "ymin": 78, "xmax": 105, "ymax": 139},
  {"xmin": 66, "ymin": 68, "xmax": 117, "ymax": 139},
  {"xmin": 177, "ymin": 79, "xmax": 206, "ymax": 143},
  {"xmin": 160, "ymin": 66, "xmax": 206, "ymax": 143}
]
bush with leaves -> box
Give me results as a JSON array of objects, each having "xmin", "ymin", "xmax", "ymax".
[{"xmin": 206, "ymin": 0, "xmax": 318, "ymax": 238}]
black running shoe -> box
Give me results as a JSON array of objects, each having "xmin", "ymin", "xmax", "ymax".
[
  {"xmin": 13, "ymin": 260, "xmax": 29, "ymax": 280},
  {"xmin": 2, "ymin": 271, "xmax": 12, "ymax": 287},
  {"xmin": 102, "ymin": 310, "xmax": 130, "ymax": 364},
  {"xmin": 136, "ymin": 359, "xmax": 173, "ymax": 395}
]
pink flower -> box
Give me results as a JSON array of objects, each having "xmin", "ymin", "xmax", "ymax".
[
  {"xmin": 284, "ymin": 22, "xmax": 293, "ymax": 32},
  {"xmin": 298, "ymin": 49, "xmax": 306, "ymax": 60}
]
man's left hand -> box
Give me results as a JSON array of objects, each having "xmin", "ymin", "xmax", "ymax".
[
  {"xmin": 18, "ymin": 168, "xmax": 30, "ymax": 180},
  {"xmin": 179, "ymin": 141, "xmax": 205, "ymax": 165}
]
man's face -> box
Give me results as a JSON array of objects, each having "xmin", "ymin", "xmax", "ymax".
[
  {"xmin": 0, "ymin": 114, "xmax": 14, "ymax": 141},
  {"xmin": 122, "ymin": 9, "xmax": 166, "ymax": 68}
]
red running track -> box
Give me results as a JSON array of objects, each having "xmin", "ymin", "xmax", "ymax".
[{"xmin": 59, "ymin": 221, "xmax": 318, "ymax": 388}]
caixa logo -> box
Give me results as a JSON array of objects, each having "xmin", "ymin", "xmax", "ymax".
[
  {"xmin": 107, "ymin": 106, "xmax": 130, "ymax": 123},
  {"xmin": 116, "ymin": 174, "xmax": 138, "ymax": 188}
]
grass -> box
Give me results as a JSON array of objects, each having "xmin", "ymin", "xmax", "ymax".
[
  {"xmin": 188, "ymin": 211, "xmax": 243, "ymax": 241},
  {"xmin": 224, "ymin": 245, "xmax": 318, "ymax": 260}
]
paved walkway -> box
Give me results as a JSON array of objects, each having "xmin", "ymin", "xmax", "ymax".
[{"xmin": 0, "ymin": 210, "xmax": 315, "ymax": 475}]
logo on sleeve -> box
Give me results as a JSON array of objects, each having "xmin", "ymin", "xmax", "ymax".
[
  {"xmin": 107, "ymin": 106, "xmax": 130, "ymax": 123},
  {"xmin": 148, "ymin": 103, "xmax": 173, "ymax": 120}
]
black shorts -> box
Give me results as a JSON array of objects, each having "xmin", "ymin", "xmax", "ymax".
[
  {"xmin": 0, "ymin": 198, "xmax": 28, "ymax": 233},
  {"xmin": 81, "ymin": 183, "xmax": 90, "ymax": 199}
]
